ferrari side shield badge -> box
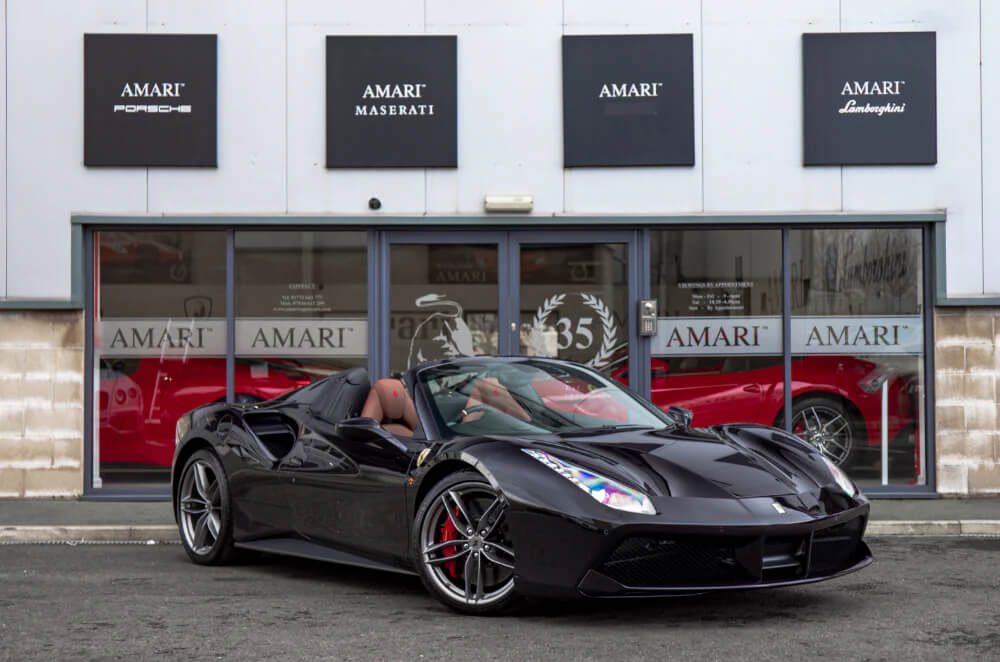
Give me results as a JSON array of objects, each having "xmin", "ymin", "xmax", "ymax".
[{"xmin": 417, "ymin": 448, "xmax": 431, "ymax": 467}]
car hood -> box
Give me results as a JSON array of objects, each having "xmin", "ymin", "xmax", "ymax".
[{"xmin": 526, "ymin": 424, "xmax": 833, "ymax": 500}]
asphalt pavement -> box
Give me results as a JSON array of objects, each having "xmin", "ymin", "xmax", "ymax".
[{"xmin": 1, "ymin": 537, "xmax": 998, "ymax": 661}]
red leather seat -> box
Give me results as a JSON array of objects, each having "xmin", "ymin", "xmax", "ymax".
[{"xmin": 360, "ymin": 379, "xmax": 419, "ymax": 437}]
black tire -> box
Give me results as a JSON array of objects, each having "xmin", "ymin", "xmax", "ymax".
[
  {"xmin": 789, "ymin": 396, "xmax": 862, "ymax": 467},
  {"xmin": 412, "ymin": 470, "xmax": 520, "ymax": 615},
  {"xmin": 176, "ymin": 449, "xmax": 237, "ymax": 565}
]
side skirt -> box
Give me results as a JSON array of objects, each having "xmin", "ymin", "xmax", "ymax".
[{"xmin": 235, "ymin": 538, "xmax": 417, "ymax": 577}]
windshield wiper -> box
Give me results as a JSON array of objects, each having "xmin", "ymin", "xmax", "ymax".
[{"xmin": 555, "ymin": 424, "xmax": 657, "ymax": 437}]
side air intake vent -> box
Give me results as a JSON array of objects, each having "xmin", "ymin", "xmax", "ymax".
[{"xmin": 243, "ymin": 412, "xmax": 297, "ymax": 459}]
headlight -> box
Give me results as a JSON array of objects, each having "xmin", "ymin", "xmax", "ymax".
[
  {"xmin": 522, "ymin": 448, "xmax": 656, "ymax": 515},
  {"xmin": 822, "ymin": 456, "xmax": 858, "ymax": 496},
  {"xmin": 175, "ymin": 414, "xmax": 191, "ymax": 445}
]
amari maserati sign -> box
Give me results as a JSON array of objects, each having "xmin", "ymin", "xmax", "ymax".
[
  {"xmin": 84, "ymin": 34, "xmax": 217, "ymax": 167},
  {"xmin": 803, "ymin": 32, "xmax": 937, "ymax": 165},
  {"xmin": 326, "ymin": 36, "xmax": 457, "ymax": 168},
  {"xmin": 562, "ymin": 34, "xmax": 694, "ymax": 167}
]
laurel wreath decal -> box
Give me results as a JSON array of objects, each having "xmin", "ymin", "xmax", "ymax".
[{"xmin": 531, "ymin": 292, "xmax": 618, "ymax": 369}]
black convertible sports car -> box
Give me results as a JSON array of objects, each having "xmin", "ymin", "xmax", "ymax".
[{"xmin": 172, "ymin": 356, "xmax": 872, "ymax": 614}]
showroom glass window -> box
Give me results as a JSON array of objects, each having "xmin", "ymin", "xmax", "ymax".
[
  {"xmin": 95, "ymin": 230, "xmax": 226, "ymax": 488},
  {"xmin": 790, "ymin": 228, "xmax": 925, "ymax": 486},
  {"xmin": 649, "ymin": 230, "xmax": 784, "ymax": 427},
  {"xmin": 235, "ymin": 231, "xmax": 368, "ymax": 397}
]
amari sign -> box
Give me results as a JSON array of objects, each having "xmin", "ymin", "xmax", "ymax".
[
  {"xmin": 326, "ymin": 36, "xmax": 457, "ymax": 168},
  {"xmin": 803, "ymin": 32, "xmax": 936, "ymax": 165},
  {"xmin": 562, "ymin": 34, "xmax": 694, "ymax": 167},
  {"xmin": 84, "ymin": 34, "xmax": 217, "ymax": 167}
]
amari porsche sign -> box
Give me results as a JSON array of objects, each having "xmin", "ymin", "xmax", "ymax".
[
  {"xmin": 326, "ymin": 36, "xmax": 457, "ymax": 168},
  {"xmin": 562, "ymin": 34, "xmax": 695, "ymax": 167},
  {"xmin": 84, "ymin": 34, "xmax": 218, "ymax": 167},
  {"xmin": 803, "ymin": 32, "xmax": 937, "ymax": 165}
]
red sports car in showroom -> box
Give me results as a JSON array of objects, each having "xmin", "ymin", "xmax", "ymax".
[
  {"xmin": 99, "ymin": 358, "xmax": 322, "ymax": 468},
  {"xmin": 613, "ymin": 355, "xmax": 918, "ymax": 472}
]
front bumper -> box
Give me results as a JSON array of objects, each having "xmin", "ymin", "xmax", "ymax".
[{"xmin": 508, "ymin": 497, "xmax": 871, "ymax": 599}]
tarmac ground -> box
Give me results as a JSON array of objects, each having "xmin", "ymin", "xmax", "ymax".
[{"xmin": 1, "ymin": 536, "xmax": 998, "ymax": 661}]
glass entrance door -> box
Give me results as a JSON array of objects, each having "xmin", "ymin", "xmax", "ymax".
[
  {"xmin": 382, "ymin": 231, "xmax": 637, "ymax": 382},
  {"xmin": 511, "ymin": 232, "xmax": 635, "ymax": 385},
  {"xmin": 385, "ymin": 233, "xmax": 508, "ymax": 375}
]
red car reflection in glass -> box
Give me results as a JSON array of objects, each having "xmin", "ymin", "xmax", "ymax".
[
  {"xmin": 613, "ymin": 355, "xmax": 917, "ymax": 471},
  {"xmin": 99, "ymin": 358, "xmax": 319, "ymax": 468}
]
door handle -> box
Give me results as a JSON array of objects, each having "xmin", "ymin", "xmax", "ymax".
[{"xmin": 743, "ymin": 384, "xmax": 761, "ymax": 393}]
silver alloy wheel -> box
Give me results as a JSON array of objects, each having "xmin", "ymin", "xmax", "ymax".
[
  {"xmin": 419, "ymin": 484, "xmax": 515, "ymax": 607},
  {"xmin": 792, "ymin": 404, "xmax": 854, "ymax": 466},
  {"xmin": 179, "ymin": 459, "xmax": 223, "ymax": 555}
]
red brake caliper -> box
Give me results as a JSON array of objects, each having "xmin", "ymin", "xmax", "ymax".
[{"xmin": 438, "ymin": 507, "xmax": 461, "ymax": 578}]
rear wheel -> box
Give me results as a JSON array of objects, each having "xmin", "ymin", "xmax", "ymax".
[
  {"xmin": 790, "ymin": 396, "xmax": 859, "ymax": 467},
  {"xmin": 177, "ymin": 449, "xmax": 236, "ymax": 565},
  {"xmin": 413, "ymin": 471, "xmax": 519, "ymax": 614}
]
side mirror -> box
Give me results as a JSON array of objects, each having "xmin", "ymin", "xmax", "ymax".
[{"xmin": 665, "ymin": 406, "xmax": 693, "ymax": 428}]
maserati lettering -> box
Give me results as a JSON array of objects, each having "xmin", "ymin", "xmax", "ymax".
[
  {"xmin": 355, "ymin": 104, "xmax": 435, "ymax": 116},
  {"xmin": 598, "ymin": 82, "xmax": 663, "ymax": 98}
]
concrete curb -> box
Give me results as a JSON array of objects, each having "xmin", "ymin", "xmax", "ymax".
[
  {"xmin": 866, "ymin": 520, "xmax": 1000, "ymax": 536},
  {"xmin": 0, "ymin": 525, "xmax": 179, "ymax": 543}
]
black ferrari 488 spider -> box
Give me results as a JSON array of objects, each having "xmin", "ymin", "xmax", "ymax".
[{"xmin": 172, "ymin": 356, "xmax": 872, "ymax": 614}]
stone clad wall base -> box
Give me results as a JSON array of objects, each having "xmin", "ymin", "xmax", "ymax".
[
  {"xmin": 935, "ymin": 308, "xmax": 1000, "ymax": 494},
  {"xmin": 0, "ymin": 311, "xmax": 84, "ymax": 498}
]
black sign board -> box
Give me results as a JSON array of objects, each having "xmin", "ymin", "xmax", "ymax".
[
  {"xmin": 84, "ymin": 34, "xmax": 217, "ymax": 167},
  {"xmin": 803, "ymin": 32, "xmax": 936, "ymax": 165},
  {"xmin": 562, "ymin": 34, "xmax": 694, "ymax": 167},
  {"xmin": 326, "ymin": 36, "xmax": 457, "ymax": 168}
]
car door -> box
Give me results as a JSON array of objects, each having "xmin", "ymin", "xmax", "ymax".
[
  {"xmin": 650, "ymin": 357, "xmax": 772, "ymax": 427},
  {"xmin": 284, "ymin": 416, "xmax": 418, "ymax": 562}
]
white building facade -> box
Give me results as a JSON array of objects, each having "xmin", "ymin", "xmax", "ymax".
[{"xmin": 0, "ymin": 0, "xmax": 997, "ymax": 498}]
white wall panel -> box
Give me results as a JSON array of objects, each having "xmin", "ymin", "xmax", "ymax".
[
  {"xmin": 702, "ymin": 0, "xmax": 841, "ymax": 212},
  {"xmin": 286, "ymin": 0, "xmax": 426, "ymax": 214},
  {"xmin": 424, "ymin": 0, "xmax": 563, "ymax": 214},
  {"xmin": 1, "ymin": 0, "xmax": 7, "ymax": 297},
  {"xmin": 982, "ymin": 1, "xmax": 1000, "ymax": 294},
  {"xmin": 6, "ymin": 0, "xmax": 146, "ymax": 300},
  {"xmin": 562, "ymin": 0, "xmax": 702, "ymax": 214},
  {"xmin": 841, "ymin": 1, "xmax": 982, "ymax": 297},
  {"xmin": 146, "ymin": 0, "xmax": 286, "ymax": 213}
]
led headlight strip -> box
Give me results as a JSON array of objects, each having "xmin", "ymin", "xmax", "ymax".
[
  {"xmin": 822, "ymin": 456, "xmax": 859, "ymax": 497},
  {"xmin": 522, "ymin": 448, "xmax": 656, "ymax": 515}
]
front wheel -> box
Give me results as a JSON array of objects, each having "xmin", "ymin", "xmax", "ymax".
[
  {"xmin": 413, "ymin": 470, "xmax": 519, "ymax": 614},
  {"xmin": 177, "ymin": 449, "xmax": 236, "ymax": 565}
]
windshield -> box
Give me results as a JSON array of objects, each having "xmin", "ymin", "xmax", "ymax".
[{"xmin": 416, "ymin": 359, "xmax": 671, "ymax": 438}]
